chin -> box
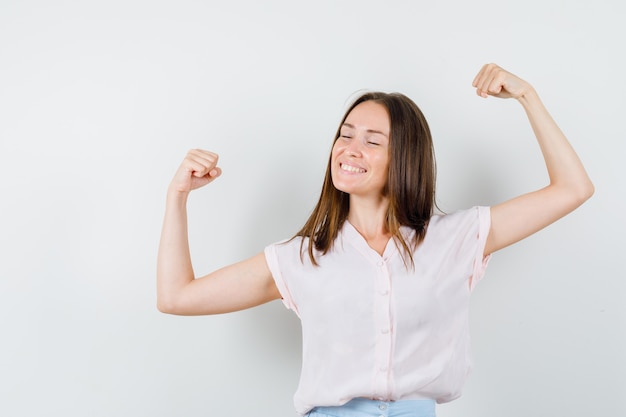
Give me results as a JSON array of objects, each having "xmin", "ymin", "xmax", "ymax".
[{"xmin": 332, "ymin": 182, "xmax": 350, "ymax": 194}]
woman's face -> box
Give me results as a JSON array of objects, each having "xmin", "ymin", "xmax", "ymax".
[{"xmin": 331, "ymin": 100, "xmax": 390, "ymax": 199}]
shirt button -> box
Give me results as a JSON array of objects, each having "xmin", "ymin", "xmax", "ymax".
[
  {"xmin": 379, "ymin": 365, "xmax": 387, "ymax": 372},
  {"xmin": 380, "ymin": 289, "xmax": 389, "ymax": 295},
  {"xmin": 377, "ymin": 261, "xmax": 384, "ymax": 267},
  {"xmin": 381, "ymin": 328, "xmax": 389, "ymax": 334},
  {"xmin": 379, "ymin": 403, "xmax": 388, "ymax": 410}
]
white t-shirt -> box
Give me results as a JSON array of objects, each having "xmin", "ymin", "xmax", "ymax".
[{"xmin": 264, "ymin": 206, "xmax": 491, "ymax": 416}]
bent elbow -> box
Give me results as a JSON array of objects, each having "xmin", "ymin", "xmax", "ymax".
[
  {"xmin": 156, "ymin": 296, "xmax": 182, "ymax": 315},
  {"xmin": 156, "ymin": 298, "xmax": 172, "ymax": 314},
  {"xmin": 576, "ymin": 178, "xmax": 595, "ymax": 205},
  {"xmin": 585, "ymin": 180, "xmax": 595, "ymax": 200},
  {"xmin": 563, "ymin": 179, "xmax": 594, "ymax": 212}
]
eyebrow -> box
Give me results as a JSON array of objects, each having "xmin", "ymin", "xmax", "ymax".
[{"xmin": 342, "ymin": 123, "xmax": 389, "ymax": 137}]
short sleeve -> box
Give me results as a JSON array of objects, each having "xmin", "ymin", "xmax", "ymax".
[
  {"xmin": 264, "ymin": 241, "xmax": 299, "ymax": 315},
  {"xmin": 469, "ymin": 206, "xmax": 492, "ymax": 291}
]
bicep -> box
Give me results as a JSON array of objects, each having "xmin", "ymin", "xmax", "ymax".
[
  {"xmin": 168, "ymin": 252, "xmax": 281, "ymax": 316},
  {"xmin": 484, "ymin": 185, "xmax": 587, "ymax": 256}
]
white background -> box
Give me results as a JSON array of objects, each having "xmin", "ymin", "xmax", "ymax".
[{"xmin": 1, "ymin": 1, "xmax": 624, "ymax": 416}]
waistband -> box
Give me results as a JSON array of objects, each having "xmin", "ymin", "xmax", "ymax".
[{"xmin": 307, "ymin": 397, "xmax": 436, "ymax": 417}]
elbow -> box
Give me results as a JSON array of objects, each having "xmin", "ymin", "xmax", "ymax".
[
  {"xmin": 156, "ymin": 300, "xmax": 169, "ymax": 314},
  {"xmin": 156, "ymin": 298, "xmax": 173, "ymax": 314},
  {"xmin": 577, "ymin": 178, "xmax": 595, "ymax": 204},
  {"xmin": 566, "ymin": 178, "xmax": 594, "ymax": 209},
  {"xmin": 156, "ymin": 294, "xmax": 183, "ymax": 315},
  {"xmin": 551, "ymin": 177, "xmax": 594, "ymax": 214}
]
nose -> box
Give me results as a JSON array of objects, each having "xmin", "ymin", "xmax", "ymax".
[{"xmin": 345, "ymin": 136, "xmax": 363, "ymax": 157}]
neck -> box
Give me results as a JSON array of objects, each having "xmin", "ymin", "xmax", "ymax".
[{"xmin": 347, "ymin": 194, "xmax": 390, "ymax": 241}]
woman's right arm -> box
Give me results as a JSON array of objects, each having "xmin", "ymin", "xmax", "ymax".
[{"xmin": 156, "ymin": 149, "xmax": 281, "ymax": 316}]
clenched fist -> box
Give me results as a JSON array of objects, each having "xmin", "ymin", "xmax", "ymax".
[
  {"xmin": 472, "ymin": 63, "xmax": 533, "ymax": 100},
  {"xmin": 169, "ymin": 149, "xmax": 222, "ymax": 194}
]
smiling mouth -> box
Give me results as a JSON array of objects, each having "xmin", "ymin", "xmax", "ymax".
[{"xmin": 340, "ymin": 163, "xmax": 366, "ymax": 173}]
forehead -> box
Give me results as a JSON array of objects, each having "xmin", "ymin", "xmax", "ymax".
[{"xmin": 344, "ymin": 101, "xmax": 390, "ymax": 135}]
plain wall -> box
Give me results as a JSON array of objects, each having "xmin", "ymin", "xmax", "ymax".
[{"xmin": 1, "ymin": 0, "xmax": 624, "ymax": 416}]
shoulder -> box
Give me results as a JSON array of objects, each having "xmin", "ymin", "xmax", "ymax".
[
  {"xmin": 265, "ymin": 234, "xmax": 317, "ymax": 267},
  {"xmin": 266, "ymin": 235, "xmax": 305, "ymax": 256},
  {"xmin": 429, "ymin": 206, "xmax": 490, "ymax": 229},
  {"xmin": 420, "ymin": 206, "xmax": 491, "ymax": 247}
]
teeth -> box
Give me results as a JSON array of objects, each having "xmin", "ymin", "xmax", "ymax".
[{"xmin": 341, "ymin": 163, "xmax": 365, "ymax": 173}]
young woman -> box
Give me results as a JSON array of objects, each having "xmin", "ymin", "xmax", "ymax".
[{"xmin": 157, "ymin": 63, "xmax": 593, "ymax": 417}]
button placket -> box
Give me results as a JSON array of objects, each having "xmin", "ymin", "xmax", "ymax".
[{"xmin": 372, "ymin": 258, "xmax": 393, "ymax": 399}]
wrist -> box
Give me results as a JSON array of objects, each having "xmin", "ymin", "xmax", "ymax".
[
  {"xmin": 166, "ymin": 186, "xmax": 190, "ymax": 206},
  {"xmin": 516, "ymin": 86, "xmax": 540, "ymax": 106}
]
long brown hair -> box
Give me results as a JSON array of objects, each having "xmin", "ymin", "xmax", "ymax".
[{"xmin": 295, "ymin": 92, "xmax": 436, "ymax": 267}]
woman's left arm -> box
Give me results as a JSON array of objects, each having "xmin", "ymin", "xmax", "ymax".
[{"xmin": 472, "ymin": 63, "xmax": 594, "ymax": 256}]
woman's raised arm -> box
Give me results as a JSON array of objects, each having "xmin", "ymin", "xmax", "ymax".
[
  {"xmin": 156, "ymin": 149, "xmax": 281, "ymax": 316},
  {"xmin": 472, "ymin": 64, "xmax": 594, "ymax": 256}
]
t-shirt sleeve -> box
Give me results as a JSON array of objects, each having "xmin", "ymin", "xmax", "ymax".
[
  {"xmin": 264, "ymin": 241, "xmax": 299, "ymax": 315},
  {"xmin": 469, "ymin": 205, "xmax": 491, "ymax": 291}
]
